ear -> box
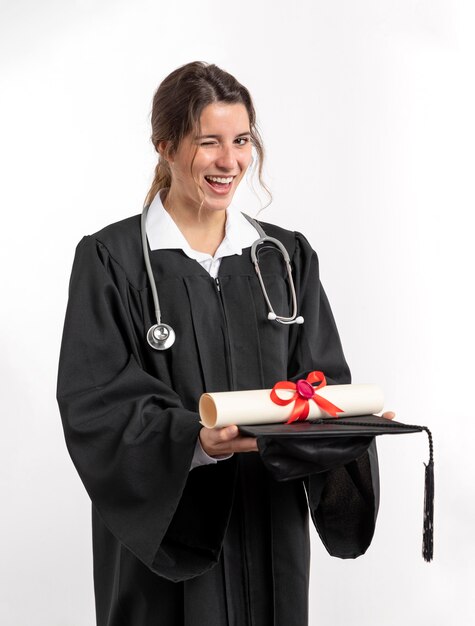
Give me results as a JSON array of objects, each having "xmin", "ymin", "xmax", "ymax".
[{"xmin": 157, "ymin": 140, "xmax": 174, "ymax": 163}]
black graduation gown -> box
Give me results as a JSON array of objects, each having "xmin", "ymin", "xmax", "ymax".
[{"xmin": 57, "ymin": 215, "xmax": 379, "ymax": 626}]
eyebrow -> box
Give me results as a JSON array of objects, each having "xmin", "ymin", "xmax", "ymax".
[{"xmin": 195, "ymin": 132, "xmax": 252, "ymax": 139}]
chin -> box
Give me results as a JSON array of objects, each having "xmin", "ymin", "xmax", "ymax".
[{"xmin": 201, "ymin": 194, "xmax": 235, "ymax": 213}]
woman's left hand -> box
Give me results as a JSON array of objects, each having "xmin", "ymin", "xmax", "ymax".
[{"xmin": 382, "ymin": 411, "xmax": 396, "ymax": 420}]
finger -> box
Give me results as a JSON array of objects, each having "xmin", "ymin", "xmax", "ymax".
[
  {"xmin": 382, "ymin": 411, "xmax": 396, "ymax": 420},
  {"xmin": 229, "ymin": 436, "xmax": 258, "ymax": 453},
  {"xmin": 215, "ymin": 425, "xmax": 239, "ymax": 442},
  {"xmin": 201, "ymin": 425, "xmax": 239, "ymax": 452},
  {"xmin": 204, "ymin": 425, "xmax": 236, "ymax": 444},
  {"xmin": 200, "ymin": 427, "xmax": 257, "ymax": 455}
]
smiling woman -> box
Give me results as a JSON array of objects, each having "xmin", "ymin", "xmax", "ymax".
[
  {"xmin": 162, "ymin": 103, "xmax": 252, "ymax": 206},
  {"xmin": 143, "ymin": 62, "xmax": 270, "ymax": 256},
  {"xmin": 57, "ymin": 61, "xmax": 381, "ymax": 626},
  {"xmin": 160, "ymin": 102, "xmax": 254, "ymax": 255},
  {"xmin": 144, "ymin": 62, "xmax": 268, "ymax": 210}
]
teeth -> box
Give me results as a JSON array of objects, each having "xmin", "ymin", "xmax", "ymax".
[{"xmin": 206, "ymin": 176, "xmax": 233, "ymax": 184}]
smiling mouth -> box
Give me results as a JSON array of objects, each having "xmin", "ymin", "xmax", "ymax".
[{"xmin": 204, "ymin": 175, "xmax": 235, "ymax": 193}]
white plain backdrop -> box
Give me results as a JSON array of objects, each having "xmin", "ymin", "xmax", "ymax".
[{"xmin": 1, "ymin": 1, "xmax": 474, "ymax": 624}]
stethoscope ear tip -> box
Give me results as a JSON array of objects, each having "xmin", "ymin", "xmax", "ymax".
[{"xmin": 267, "ymin": 312, "xmax": 304, "ymax": 325}]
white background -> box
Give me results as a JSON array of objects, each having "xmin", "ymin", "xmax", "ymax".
[{"xmin": 1, "ymin": 1, "xmax": 474, "ymax": 624}]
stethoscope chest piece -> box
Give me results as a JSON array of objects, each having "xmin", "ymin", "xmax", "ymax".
[{"xmin": 147, "ymin": 323, "xmax": 176, "ymax": 350}]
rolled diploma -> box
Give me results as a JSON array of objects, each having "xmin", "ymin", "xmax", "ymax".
[{"xmin": 199, "ymin": 384, "xmax": 384, "ymax": 429}]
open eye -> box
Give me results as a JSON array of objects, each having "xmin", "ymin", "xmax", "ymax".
[{"xmin": 235, "ymin": 136, "xmax": 250, "ymax": 146}]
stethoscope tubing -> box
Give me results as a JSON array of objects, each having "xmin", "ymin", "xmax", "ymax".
[
  {"xmin": 250, "ymin": 235, "xmax": 302, "ymax": 324},
  {"xmin": 141, "ymin": 206, "xmax": 162, "ymax": 326}
]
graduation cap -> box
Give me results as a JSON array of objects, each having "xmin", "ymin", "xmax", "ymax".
[{"xmin": 240, "ymin": 414, "xmax": 434, "ymax": 562}]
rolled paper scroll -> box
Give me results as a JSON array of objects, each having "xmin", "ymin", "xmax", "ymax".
[{"xmin": 199, "ymin": 383, "xmax": 384, "ymax": 429}]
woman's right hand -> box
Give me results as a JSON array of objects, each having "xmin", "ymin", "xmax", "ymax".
[{"xmin": 199, "ymin": 425, "xmax": 258, "ymax": 457}]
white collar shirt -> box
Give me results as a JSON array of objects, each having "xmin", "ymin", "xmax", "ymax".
[{"xmin": 146, "ymin": 188, "xmax": 260, "ymax": 278}]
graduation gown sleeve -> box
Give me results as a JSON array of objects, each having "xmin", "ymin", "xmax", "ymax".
[
  {"xmin": 57, "ymin": 235, "xmax": 235, "ymax": 582},
  {"xmin": 288, "ymin": 232, "xmax": 380, "ymax": 558}
]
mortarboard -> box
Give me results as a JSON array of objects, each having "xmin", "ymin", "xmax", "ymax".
[{"xmin": 240, "ymin": 414, "xmax": 434, "ymax": 562}]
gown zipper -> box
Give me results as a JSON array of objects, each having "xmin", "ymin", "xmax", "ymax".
[
  {"xmin": 214, "ymin": 275, "xmax": 254, "ymax": 625},
  {"xmin": 214, "ymin": 277, "xmax": 235, "ymax": 391}
]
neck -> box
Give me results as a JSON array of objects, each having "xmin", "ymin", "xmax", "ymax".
[{"xmin": 163, "ymin": 189, "xmax": 227, "ymax": 256}]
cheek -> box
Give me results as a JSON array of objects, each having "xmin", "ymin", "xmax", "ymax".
[
  {"xmin": 240, "ymin": 150, "xmax": 253, "ymax": 172},
  {"xmin": 192, "ymin": 152, "xmax": 214, "ymax": 176},
  {"xmin": 170, "ymin": 159, "xmax": 192, "ymax": 182}
]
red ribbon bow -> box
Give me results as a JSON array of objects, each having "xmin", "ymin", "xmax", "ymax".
[{"xmin": 270, "ymin": 371, "xmax": 343, "ymax": 424}]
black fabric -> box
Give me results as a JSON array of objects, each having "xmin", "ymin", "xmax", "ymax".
[
  {"xmin": 256, "ymin": 433, "xmax": 373, "ymax": 481},
  {"xmin": 57, "ymin": 215, "xmax": 380, "ymax": 626},
  {"xmin": 310, "ymin": 446, "xmax": 379, "ymax": 559}
]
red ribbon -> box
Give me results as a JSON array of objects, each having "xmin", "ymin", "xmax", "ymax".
[{"xmin": 270, "ymin": 371, "xmax": 343, "ymax": 424}]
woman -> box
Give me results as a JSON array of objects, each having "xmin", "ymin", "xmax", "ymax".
[{"xmin": 57, "ymin": 61, "xmax": 386, "ymax": 626}]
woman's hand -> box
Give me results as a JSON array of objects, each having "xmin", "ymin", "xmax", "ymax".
[
  {"xmin": 382, "ymin": 411, "xmax": 396, "ymax": 420},
  {"xmin": 199, "ymin": 425, "xmax": 258, "ymax": 457}
]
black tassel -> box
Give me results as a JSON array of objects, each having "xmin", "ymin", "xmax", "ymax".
[
  {"xmin": 334, "ymin": 418, "xmax": 435, "ymax": 561},
  {"xmin": 422, "ymin": 427, "xmax": 434, "ymax": 562}
]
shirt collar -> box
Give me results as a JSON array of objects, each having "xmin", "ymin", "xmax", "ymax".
[{"xmin": 146, "ymin": 188, "xmax": 260, "ymax": 262}]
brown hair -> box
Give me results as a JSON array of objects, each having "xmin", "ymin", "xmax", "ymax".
[{"xmin": 144, "ymin": 61, "xmax": 270, "ymax": 207}]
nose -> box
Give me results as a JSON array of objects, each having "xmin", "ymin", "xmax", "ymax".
[{"xmin": 215, "ymin": 143, "xmax": 237, "ymax": 171}]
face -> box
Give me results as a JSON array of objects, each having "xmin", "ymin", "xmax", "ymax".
[{"xmin": 161, "ymin": 102, "xmax": 253, "ymax": 214}]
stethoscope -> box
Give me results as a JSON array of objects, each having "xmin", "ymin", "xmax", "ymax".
[{"xmin": 141, "ymin": 205, "xmax": 304, "ymax": 350}]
